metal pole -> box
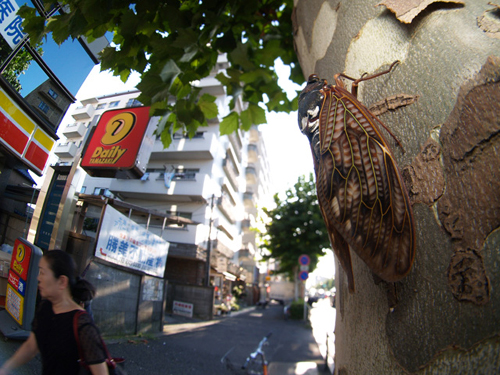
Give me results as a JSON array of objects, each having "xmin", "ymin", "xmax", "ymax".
[{"xmin": 205, "ymin": 194, "xmax": 215, "ymax": 287}]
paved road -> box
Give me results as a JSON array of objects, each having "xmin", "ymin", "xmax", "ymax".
[
  {"xmin": 108, "ymin": 301, "xmax": 329, "ymax": 374},
  {"xmin": 0, "ymin": 301, "xmax": 334, "ymax": 374}
]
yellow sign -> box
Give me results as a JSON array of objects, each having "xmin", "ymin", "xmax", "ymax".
[{"xmin": 6, "ymin": 284, "xmax": 23, "ymax": 325}]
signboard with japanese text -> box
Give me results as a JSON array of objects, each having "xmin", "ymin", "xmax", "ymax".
[
  {"xmin": 173, "ymin": 301, "xmax": 193, "ymax": 318},
  {"xmin": 95, "ymin": 205, "xmax": 169, "ymax": 277},
  {"xmin": 0, "ymin": 0, "xmax": 26, "ymax": 49}
]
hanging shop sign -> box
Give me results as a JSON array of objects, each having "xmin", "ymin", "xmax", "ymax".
[
  {"xmin": 0, "ymin": 88, "xmax": 54, "ymax": 175},
  {"xmin": 81, "ymin": 106, "xmax": 155, "ymax": 178},
  {"xmin": 95, "ymin": 205, "xmax": 169, "ymax": 277}
]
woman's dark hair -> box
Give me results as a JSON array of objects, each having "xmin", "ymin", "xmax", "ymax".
[{"xmin": 43, "ymin": 250, "xmax": 96, "ymax": 304}]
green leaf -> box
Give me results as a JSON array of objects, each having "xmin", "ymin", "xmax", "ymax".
[
  {"xmin": 240, "ymin": 104, "xmax": 266, "ymax": 130},
  {"xmin": 119, "ymin": 69, "xmax": 131, "ymax": 83},
  {"xmin": 198, "ymin": 94, "xmax": 218, "ymax": 119},
  {"xmin": 219, "ymin": 112, "xmax": 239, "ymax": 135},
  {"xmin": 160, "ymin": 60, "xmax": 182, "ymax": 86}
]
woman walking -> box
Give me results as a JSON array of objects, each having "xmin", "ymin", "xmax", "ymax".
[{"xmin": 0, "ymin": 250, "xmax": 109, "ymax": 375}]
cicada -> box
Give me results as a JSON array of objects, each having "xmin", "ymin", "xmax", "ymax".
[{"xmin": 298, "ymin": 62, "xmax": 415, "ymax": 292}]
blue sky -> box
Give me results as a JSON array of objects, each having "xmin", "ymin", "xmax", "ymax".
[{"xmin": 14, "ymin": 0, "xmax": 98, "ymax": 96}]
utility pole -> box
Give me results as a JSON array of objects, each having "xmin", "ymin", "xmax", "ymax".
[{"xmin": 205, "ymin": 194, "xmax": 215, "ymax": 287}]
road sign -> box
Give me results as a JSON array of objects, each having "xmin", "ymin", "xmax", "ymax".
[
  {"xmin": 299, "ymin": 271, "xmax": 309, "ymax": 281},
  {"xmin": 300, "ymin": 265, "xmax": 309, "ymax": 272},
  {"xmin": 298, "ymin": 254, "xmax": 310, "ymax": 266}
]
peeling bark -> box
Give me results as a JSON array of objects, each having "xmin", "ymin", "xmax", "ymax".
[
  {"xmin": 448, "ymin": 249, "xmax": 490, "ymax": 305},
  {"xmin": 477, "ymin": 3, "xmax": 500, "ymax": 39},
  {"xmin": 438, "ymin": 56, "xmax": 500, "ymax": 252},
  {"xmin": 377, "ymin": 0, "xmax": 465, "ymax": 24},
  {"xmin": 402, "ymin": 139, "xmax": 444, "ymax": 205}
]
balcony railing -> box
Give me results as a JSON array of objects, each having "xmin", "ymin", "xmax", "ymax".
[
  {"xmin": 62, "ymin": 122, "xmax": 86, "ymax": 139},
  {"xmin": 245, "ymin": 166, "xmax": 257, "ymax": 185},
  {"xmin": 243, "ymin": 191, "xmax": 256, "ymax": 209},
  {"xmin": 217, "ymin": 195, "xmax": 236, "ymax": 224},
  {"xmin": 222, "ymin": 157, "xmax": 239, "ymax": 191},
  {"xmin": 247, "ymin": 143, "xmax": 258, "ymax": 163},
  {"xmin": 71, "ymin": 104, "xmax": 95, "ymax": 120},
  {"xmin": 54, "ymin": 142, "xmax": 78, "ymax": 158},
  {"xmin": 109, "ymin": 172, "xmax": 212, "ymax": 202}
]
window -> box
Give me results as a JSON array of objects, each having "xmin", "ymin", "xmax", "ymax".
[
  {"xmin": 126, "ymin": 98, "xmax": 142, "ymax": 107},
  {"xmin": 173, "ymin": 168, "xmax": 199, "ymax": 180},
  {"xmin": 96, "ymin": 103, "xmax": 106, "ymax": 109},
  {"xmin": 173, "ymin": 132, "xmax": 205, "ymax": 140},
  {"xmin": 38, "ymin": 100, "xmax": 50, "ymax": 114},
  {"xmin": 93, "ymin": 187, "xmax": 104, "ymax": 195},
  {"xmin": 81, "ymin": 186, "xmax": 86, "ymax": 194},
  {"xmin": 108, "ymin": 101, "xmax": 120, "ymax": 108},
  {"xmin": 48, "ymin": 89, "xmax": 58, "ymax": 99},
  {"xmin": 166, "ymin": 211, "xmax": 192, "ymax": 228}
]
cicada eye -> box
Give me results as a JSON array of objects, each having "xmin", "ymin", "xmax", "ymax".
[{"xmin": 307, "ymin": 74, "xmax": 321, "ymax": 84}]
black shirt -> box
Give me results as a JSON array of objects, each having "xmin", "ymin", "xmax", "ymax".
[{"xmin": 32, "ymin": 300, "xmax": 106, "ymax": 375}]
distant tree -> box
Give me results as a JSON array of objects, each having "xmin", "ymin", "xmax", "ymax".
[
  {"xmin": 0, "ymin": 37, "xmax": 43, "ymax": 92},
  {"xmin": 260, "ymin": 174, "xmax": 330, "ymax": 279},
  {"xmin": 19, "ymin": 0, "xmax": 300, "ymax": 147}
]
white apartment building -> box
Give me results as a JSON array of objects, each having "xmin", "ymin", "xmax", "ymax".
[{"xmin": 52, "ymin": 58, "xmax": 272, "ymax": 301}]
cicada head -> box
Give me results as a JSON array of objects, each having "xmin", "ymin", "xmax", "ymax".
[{"xmin": 298, "ymin": 74, "xmax": 325, "ymax": 139}]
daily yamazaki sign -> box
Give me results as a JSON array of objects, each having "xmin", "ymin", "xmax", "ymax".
[{"xmin": 81, "ymin": 106, "xmax": 151, "ymax": 171}]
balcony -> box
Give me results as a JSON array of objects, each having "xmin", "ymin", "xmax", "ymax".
[
  {"xmin": 228, "ymin": 131, "xmax": 243, "ymax": 163},
  {"xmin": 149, "ymin": 132, "xmax": 217, "ymax": 161},
  {"xmin": 72, "ymin": 104, "xmax": 95, "ymax": 120},
  {"xmin": 217, "ymin": 195, "xmax": 236, "ymax": 224},
  {"xmin": 243, "ymin": 192, "xmax": 256, "ymax": 209},
  {"xmin": 245, "ymin": 166, "xmax": 257, "ymax": 186},
  {"xmin": 54, "ymin": 142, "xmax": 78, "ymax": 158},
  {"xmin": 108, "ymin": 172, "xmax": 212, "ymax": 203},
  {"xmin": 247, "ymin": 143, "xmax": 258, "ymax": 163},
  {"xmin": 249, "ymin": 127, "xmax": 260, "ymax": 143},
  {"xmin": 222, "ymin": 157, "xmax": 239, "ymax": 192},
  {"xmin": 80, "ymin": 97, "xmax": 98, "ymax": 106},
  {"xmin": 61, "ymin": 122, "xmax": 86, "ymax": 139},
  {"xmin": 241, "ymin": 219, "xmax": 251, "ymax": 232}
]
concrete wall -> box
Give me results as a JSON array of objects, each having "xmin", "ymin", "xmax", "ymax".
[
  {"xmin": 166, "ymin": 283, "xmax": 214, "ymax": 320},
  {"xmin": 86, "ymin": 260, "xmax": 141, "ymax": 336},
  {"xmin": 165, "ymin": 257, "xmax": 204, "ymax": 285}
]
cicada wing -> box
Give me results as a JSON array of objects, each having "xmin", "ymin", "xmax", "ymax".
[
  {"xmin": 317, "ymin": 86, "xmax": 415, "ymax": 283},
  {"xmin": 311, "ymin": 140, "xmax": 356, "ymax": 293}
]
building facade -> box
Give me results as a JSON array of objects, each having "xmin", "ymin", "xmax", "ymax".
[{"xmin": 52, "ymin": 56, "xmax": 272, "ymax": 312}]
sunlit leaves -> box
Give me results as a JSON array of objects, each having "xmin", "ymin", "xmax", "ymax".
[
  {"xmin": 19, "ymin": 0, "xmax": 300, "ymax": 147},
  {"xmin": 240, "ymin": 104, "xmax": 266, "ymax": 130},
  {"xmin": 220, "ymin": 112, "xmax": 239, "ymax": 135},
  {"xmin": 198, "ymin": 93, "xmax": 218, "ymax": 119}
]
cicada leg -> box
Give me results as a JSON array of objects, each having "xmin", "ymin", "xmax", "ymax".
[{"xmin": 334, "ymin": 61, "xmax": 400, "ymax": 97}]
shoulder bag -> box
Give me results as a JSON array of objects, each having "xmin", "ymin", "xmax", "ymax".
[{"xmin": 73, "ymin": 310, "xmax": 125, "ymax": 375}]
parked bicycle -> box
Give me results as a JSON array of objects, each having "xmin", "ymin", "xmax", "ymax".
[{"xmin": 221, "ymin": 332, "xmax": 272, "ymax": 375}]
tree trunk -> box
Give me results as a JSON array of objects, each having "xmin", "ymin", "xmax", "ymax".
[{"xmin": 292, "ymin": 1, "xmax": 500, "ymax": 373}]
